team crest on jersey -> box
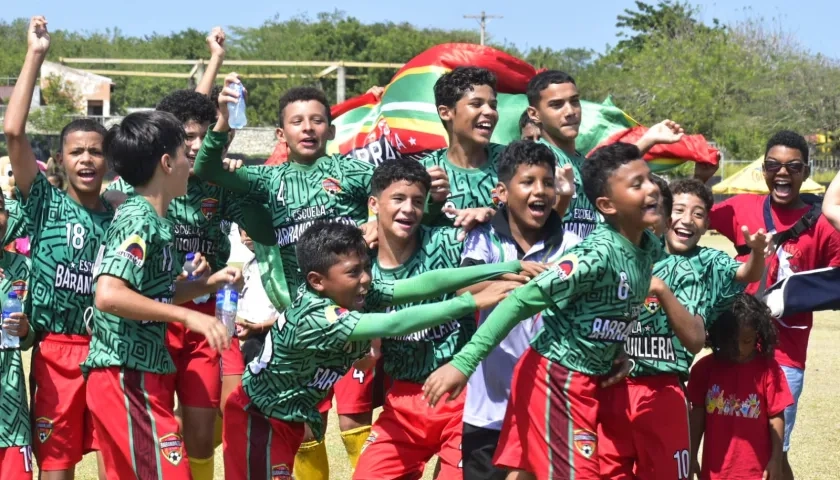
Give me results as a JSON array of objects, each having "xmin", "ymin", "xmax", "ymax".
[
  {"xmin": 325, "ymin": 305, "xmax": 350, "ymax": 324},
  {"xmin": 322, "ymin": 177, "xmax": 342, "ymax": 194},
  {"xmin": 573, "ymin": 429, "xmax": 597, "ymax": 458},
  {"xmin": 11, "ymin": 280, "xmax": 27, "ymax": 300},
  {"xmin": 271, "ymin": 464, "xmax": 292, "ymax": 480},
  {"xmin": 553, "ymin": 254, "xmax": 579, "ymax": 280},
  {"xmin": 159, "ymin": 433, "xmax": 184, "ymax": 465},
  {"xmin": 35, "ymin": 417, "xmax": 53, "ymax": 443},
  {"xmin": 200, "ymin": 197, "xmax": 219, "ymax": 220},
  {"xmin": 644, "ymin": 295, "xmax": 660, "ymax": 313},
  {"xmin": 117, "ymin": 234, "xmax": 146, "ymax": 267}
]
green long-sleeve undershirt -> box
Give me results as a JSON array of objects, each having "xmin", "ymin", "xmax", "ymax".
[
  {"xmin": 193, "ymin": 128, "xmax": 254, "ymax": 195},
  {"xmin": 349, "ymin": 292, "xmax": 477, "ymax": 341},
  {"xmin": 450, "ymin": 280, "xmax": 550, "ymax": 377}
]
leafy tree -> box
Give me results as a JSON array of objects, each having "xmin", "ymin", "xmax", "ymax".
[{"xmin": 29, "ymin": 74, "xmax": 82, "ymax": 133}]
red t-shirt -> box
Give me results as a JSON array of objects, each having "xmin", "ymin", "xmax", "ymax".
[
  {"xmin": 709, "ymin": 194, "xmax": 840, "ymax": 369},
  {"xmin": 687, "ymin": 354, "xmax": 793, "ymax": 480}
]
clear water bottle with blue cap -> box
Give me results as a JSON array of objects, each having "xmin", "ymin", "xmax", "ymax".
[
  {"xmin": 1, "ymin": 292, "xmax": 22, "ymax": 349},
  {"xmin": 215, "ymin": 283, "xmax": 238, "ymax": 336},
  {"xmin": 227, "ymin": 82, "xmax": 248, "ymax": 129},
  {"xmin": 183, "ymin": 253, "xmax": 210, "ymax": 303}
]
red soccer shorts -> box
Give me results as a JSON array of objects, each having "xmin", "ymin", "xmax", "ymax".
[
  {"xmin": 598, "ymin": 374, "xmax": 690, "ymax": 480},
  {"xmin": 167, "ymin": 300, "xmax": 221, "ymax": 408},
  {"xmin": 87, "ymin": 367, "xmax": 190, "ymax": 480},
  {"xmin": 222, "ymin": 385, "xmax": 304, "ymax": 480},
  {"xmin": 317, "ymin": 359, "xmax": 388, "ymax": 415},
  {"xmin": 353, "ymin": 380, "xmax": 464, "ymax": 480},
  {"xmin": 221, "ymin": 336, "xmax": 246, "ymax": 377},
  {"xmin": 0, "ymin": 446, "xmax": 33, "ymax": 479},
  {"xmin": 31, "ymin": 333, "xmax": 98, "ymax": 470},
  {"xmin": 494, "ymin": 347, "xmax": 600, "ymax": 480}
]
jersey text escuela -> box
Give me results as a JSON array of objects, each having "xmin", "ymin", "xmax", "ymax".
[
  {"xmin": 229, "ymin": 155, "xmax": 373, "ymax": 291},
  {"xmin": 108, "ymin": 176, "xmax": 239, "ymax": 272},
  {"xmin": 531, "ymin": 223, "xmax": 660, "ymax": 375},
  {"xmin": 540, "ymin": 140, "xmax": 601, "ymax": 239},
  {"xmin": 374, "ymin": 226, "xmax": 469, "ymax": 383},
  {"xmin": 627, "ymin": 254, "xmax": 705, "ymax": 377},
  {"xmin": 83, "ymin": 196, "xmax": 177, "ymax": 375},
  {"xmin": 18, "ymin": 173, "xmax": 113, "ymax": 335},
  {"xmin": 243, "ymin": 283, "xmax": 394, "ymax": 440},
  {"xmin": 419, "ymin": 144, "xmax": 504, "ymax": 226},
  {"xmin": 0, "ymin": 252, "xmax": 32, "ymax": 447}
]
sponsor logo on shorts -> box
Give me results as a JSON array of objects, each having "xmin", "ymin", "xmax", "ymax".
[
  {"xmin": 322, "ymin": 177, "xmax": 342, "ymax": 194},
  {"xmin": 644, "ymin": 294, "xmax": 660, "ymax": 313},
  {"xmin": 324, "ymin": 305, "xmax": 350, "ymax": 324},
  {"xmin": 573, "ymin": 429, "xmax": 597, "ymax": 458},
  {"xmin": 270, "ymin": 463, "xmax": 291, "ymax": 480},
  {"xmin": 35, "ymin": 417, "xmax": 53, "ymax": 443},
  {"xmin": 553, "ymin": 254, "xmax": 578, "ymax": 280},
  {"xmin": 361, "ymin": 431, "xmax": 377, "ymax": 453},
  {"xmin": 159, "ymin": 433, "xmax": 184, "ymax": 466},
  {"xmin": 200, "ymin": 197, "xmax": 219, "ymax": 220}
]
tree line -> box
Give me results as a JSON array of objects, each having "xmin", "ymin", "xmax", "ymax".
[{"xmin": 2, "ymin": 1, "xmax": 840, "ymax": 160}]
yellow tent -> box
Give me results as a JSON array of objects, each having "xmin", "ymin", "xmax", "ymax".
[{"xmin": 712, "ymin": 156, "xmax": 825, "ymax": 195}]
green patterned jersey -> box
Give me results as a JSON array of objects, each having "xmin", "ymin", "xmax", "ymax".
[
  {"xmin": 242, "ymin": 282, "xmax": 394, "ymax": 440},
  {"xmin": 108, "ymin": 176, "xmax": 239, "ymax": 272},
  {"xmin": 531, "ymin": 223, "xmax": 660, "ymax": 375},
  {"xmin": 627, "ymin": 254, "xmax": 705, "ymax": 377},
  {"xmin": 0, "ymin": 251, "xmax": 32, "ymax": 447},
  {"xmin": 419, "ymin": 144, "xmax": 504, "ymax": 226},
  {"xmin": 682, "ymin": 246, "xmax": 744, "ymax": 325},
  {"xmin": 230, "ymin": 155, "xmax": 373, "ymax": 290},
  {"xmin": 3, "ymin": 199, "xmax": 27, "ymax": 246},
  {"xmin": 83, "ymin": 196, "xmax": 177, "ymax": 375},
  {"xmin": 374, "ymin": 226, "xmax": 471, "ymax": 383},
  {"xmin": 540, "ymin": 140, "xmax": 600, "ymax": 239},
  {"xmin": 17, "ymin": 174, "xmax": 114, "ymax": 335}
]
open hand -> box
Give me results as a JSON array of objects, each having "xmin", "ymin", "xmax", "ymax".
[
  {"xmin": 422, "ymin": 363, "xmax": 468, "ymax": 407},
  {"xmin": 28, "ymin": 16, "xmax": 50, "ymax": 55},
  {"xmin": 444, "ymin": 206, "xmax": 495, "ymax": 241},
  {"xmin": 184, "ymin": 311, "xmax": 230, "ymax": 352},
  {"xmin": 643, "ymin": 119, "xmax": 685, "ymax": 146},
  {"xmin": 742, "ymin": 225, "xmax": 774, "ymax": 258},
  {"xmin": 555, "ymin": 165, "xmax": 576, "ymax": 197}
]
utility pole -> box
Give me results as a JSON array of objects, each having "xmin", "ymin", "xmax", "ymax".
[{"xmin": 464, "ymin": 11, "xmax": 502, "ymax": 46}]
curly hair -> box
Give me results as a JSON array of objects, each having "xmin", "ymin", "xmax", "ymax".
[
  {"xmin": 765, "ymin": 130, "xmax": 809, "ymax": 164},
  {"xmin": 156, "ymin": 89, "xmax": 217, "ymax": 126},
  {"xmin": 582, "ymin": 142, "xmax": 642, "ymax": 213},
  {"xmin": 497, "ymin": 140, "xmax": 556, "ymax": 185},
  {"xmin": 708, "ymin": 294, "xmax": 778, "ymax": 360},
  {"xmin": 670, "ymin": 178, "xmax": 713, "ymax": 212},
  {"xmin": 433, "ymin": 67, "xmax": 497, "ymax": 109}
]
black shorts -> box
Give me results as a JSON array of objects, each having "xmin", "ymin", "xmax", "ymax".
[{"xmin": 462, "ymin": 422, "xmax": 506, "ymax": 480}]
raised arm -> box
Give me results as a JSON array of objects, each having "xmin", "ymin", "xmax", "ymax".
[
  {"xmin": 735, "ymin": 225, "xmax": 772, "ymax": 283},
  {"xmin": 3, "ymin": 16, "xmax": 50, "ymax": 199},
  {"xmin": 195, "ymin": 27, "xmax": 226, "ymax": 96},
  {"xmin": 824, "ymin": 170, "xmax": 840, "ymax": 231}
]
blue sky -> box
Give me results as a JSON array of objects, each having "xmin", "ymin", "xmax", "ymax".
[{"xmin": 4, "ymin": 0, "xmax": 839, "ymax": 58}]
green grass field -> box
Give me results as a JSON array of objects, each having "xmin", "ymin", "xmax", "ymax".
[{"xmin": 28, "ymin": 234, "xmax": 840, "ymax": 479}]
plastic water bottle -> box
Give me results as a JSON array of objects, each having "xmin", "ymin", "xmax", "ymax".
[
  {"xmin": 1, "ymin": 292, "xmax": 22, "ymax": 349},
  {"xmin": 216, "ymin": 284, "xmax": 238, "ymax": 336},
  {"xmin": 183, "ymin": 253, "xmax": 210, "ymax": 304},
  {"xmin": 227, "ymin": 83, "xmax": 248, "ymax": 129}
]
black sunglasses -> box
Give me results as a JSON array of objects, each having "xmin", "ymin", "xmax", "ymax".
[{"xmin": 764, "ymin": 160, "xmax": 806, "ymax": 174}]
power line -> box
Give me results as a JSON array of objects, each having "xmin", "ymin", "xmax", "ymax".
[{"xmin": 464, "ymin": 11, "xmax": 502, "ymax": 46}]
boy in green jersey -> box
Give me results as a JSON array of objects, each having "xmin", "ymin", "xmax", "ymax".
[
  {"xmin": 599, "ymin": 178, "xmax": 771, "ymax": 479},
  {"xmin": 3, "ymin": 17, "xmax": 117, "ymax": 478},
  {"xmin": 84, "ymin": 110, "xmax": 235, "ymax": 479},
  {"xmin": 525, "ymin": 70, "xmax": 685, "ymax": 239},
  {"xmin": 423, "ymin": 142, "xmax": 670, "ymax": 479},
  {"xmin": 0, "ymin": 192, "xmax": 36, "ymax": 479},
  {"xmin": 223, "ymin": 219, "xmax": 522, "ymax": 480}
]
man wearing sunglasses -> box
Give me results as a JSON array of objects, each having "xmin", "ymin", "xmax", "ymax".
[{"xmin": 707, "ymin": 130, "xmax": 840, "ymax": 480}]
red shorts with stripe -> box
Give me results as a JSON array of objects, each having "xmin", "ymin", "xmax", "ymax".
[
  {"xmin": 221, "ymin": 337, "xmax": 246, "ymax": 377},
  {"xmin": 317, "ymin": 359, "xmax": 388, "ymax": 415},
  {"xmin": 166, "ymin": 300, "xmax": 221, "ymax": 408},
  {"xmin": 0, "ymin": 446, "xmax": 33, "ymax": 479},
  {"xmin": 31, "ymin": 333, "xmax": 98, "ymax": 470},
  {"xmin": 222, "ymin": 385, "xmax": 304, "ymax": 480},
  {"xmin": 86, "ymin": 367, "xmax": 190, "ymax": 480},
  {"xmin": 597, "ymin": 374, "xmax": 690, "ymax": 480},
  {"xmin": 493, "ymin": 347, "xmax": 600, "ymax": 480},
  {"xmin": 353, "ymin": 380, "xmax": 463, "ymax": 480}
]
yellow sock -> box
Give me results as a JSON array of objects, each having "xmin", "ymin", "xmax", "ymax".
[
  {"xmin": 189, "ymin": 456, "xmax": 214, "ymax": 480},
  {"xmin": 294, "ymin": 439, "xmax": 329, "ymax": 480},
  {"xmin": 340, "ymin": 425, "xmax": 372, "ymax": 470},
  {"xmin": 213, "ymin": 413, "xmax": 223, "ymax": 449}
]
